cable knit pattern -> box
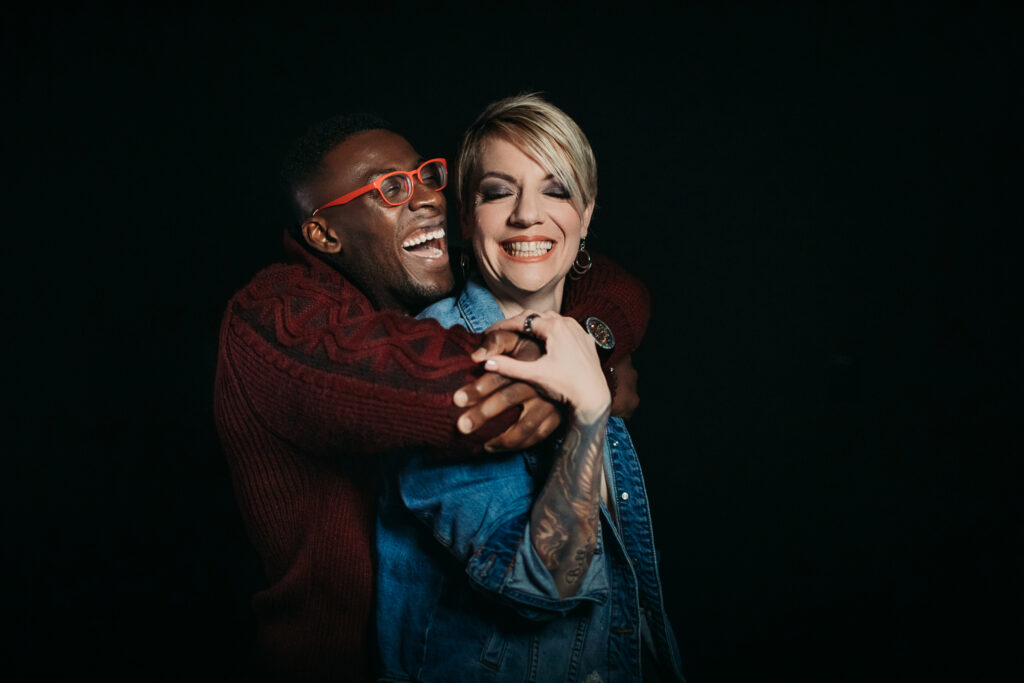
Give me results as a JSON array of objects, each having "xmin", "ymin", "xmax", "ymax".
[{"xmin": 213, "ymin": 236, "xmax": 650, "ymax": 682}]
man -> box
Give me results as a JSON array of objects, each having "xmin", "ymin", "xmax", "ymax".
[{"xmin": 213, "ymin": 113, "xmax": 649, "ymax": 682}]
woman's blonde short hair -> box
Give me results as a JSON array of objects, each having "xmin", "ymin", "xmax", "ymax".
[{"xmin": 456, "ymin": 93, "xmax": 597, "ymax": 223}]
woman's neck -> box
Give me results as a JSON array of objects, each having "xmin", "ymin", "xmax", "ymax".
[{"xmin": 491, "ymin": 280, "xmax": 565, "ymax": 319}]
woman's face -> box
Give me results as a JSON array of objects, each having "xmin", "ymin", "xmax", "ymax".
[{"xmin": 468, "ymin": 136, "xmax": 593, "ymax": 307}]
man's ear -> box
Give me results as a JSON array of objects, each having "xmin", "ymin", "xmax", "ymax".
[
  {"xmin": 580, "ymin": 202, "xmax": 595, "ymax": 239},
  {"xmin": 301, "ymin": 217, "xmax": 343, "ymax": 255}
]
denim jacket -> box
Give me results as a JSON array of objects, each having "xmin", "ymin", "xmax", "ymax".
[{"xmin": 376, "ymin": 275, "xmax": 684, "ymax": 682}]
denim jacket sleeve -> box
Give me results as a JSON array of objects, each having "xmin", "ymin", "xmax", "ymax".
[{"xmin": 397, "ymin": 451, "xmax": 609, "ymax": 620}]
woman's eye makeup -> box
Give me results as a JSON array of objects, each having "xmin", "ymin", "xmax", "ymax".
[
  {"xmin": 543, "ymin": 182, "xmax": 570, "ymax": 199},
  {"xmin": 477, "ymin": 182, "xmax": 514, "ymax": 201},
  {"xmin": 476, "ymin": 178, "xmax": 571, "ymax": 202}
]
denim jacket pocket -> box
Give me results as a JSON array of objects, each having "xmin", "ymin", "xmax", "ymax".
[{"xmin": 480, "ymin": 630, "xmax": 508, "ymax": 671}]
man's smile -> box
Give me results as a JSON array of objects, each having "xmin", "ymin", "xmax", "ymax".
[{"xmin": 402, "ymin": 225, "xmax": 447, "ymax": 259}]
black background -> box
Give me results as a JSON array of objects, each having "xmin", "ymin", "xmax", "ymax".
[{"xmin": 7, "ymin": 2, "xmax": 1020, "ymax": 681}]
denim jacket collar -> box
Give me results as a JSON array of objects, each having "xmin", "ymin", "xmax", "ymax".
[{"xmin": 455, "ymin": 271, "xmax": 506, "ymax": 333}]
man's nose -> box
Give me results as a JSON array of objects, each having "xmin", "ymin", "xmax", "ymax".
[{"xmin": 408, "ymin": 179, "xmax": 443, "ymax": 210}]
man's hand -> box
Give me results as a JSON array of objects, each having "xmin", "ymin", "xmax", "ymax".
[
  {"xmin": 609, "ymin": 354, "xmax": 640, "ymax": 419},
  {"xmin": 453, "ymin": 330, "xmax": 563, "ymax": 452}
]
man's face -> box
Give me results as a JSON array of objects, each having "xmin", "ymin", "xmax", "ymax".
[{"xmin": 303, "ymin": 129, "xmax": 453, "ymax": 313}]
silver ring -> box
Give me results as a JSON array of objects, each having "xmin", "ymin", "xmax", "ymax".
[{"xmin": 523, "ymin": 313, "xmax": 540, "ymax": 336}]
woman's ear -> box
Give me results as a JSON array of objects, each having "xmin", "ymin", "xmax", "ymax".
[
  {"xmin": 301, "ymin": 217, "xmax": 342, "ymax": 255},
  {"xmin": 580, "ymin": 202, "xmax": 595, "ymax": 239}
]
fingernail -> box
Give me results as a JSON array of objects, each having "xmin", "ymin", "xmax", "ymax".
[
  {"xmin": 484, "ymin": 359, "xmax": 497, "ymax": 370},
  {"xmin": 471, "ymin": 348, "xmax": 486, "ymax": 361},
  {"xmin": 458, "ymin": 415, "xmax": 473, "ymax": 433},
  {"xmin": 453, "ymin": 390, "xmax": 467, "ymax": 407},
  {"xmin": 484, "ymin": 443, "xmax": 497, "ymax": 452}
]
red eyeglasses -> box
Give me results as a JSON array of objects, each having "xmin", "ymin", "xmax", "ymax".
[{"xmin": 312, "ymin": 158, "xmax": 448, "ymax": 215}]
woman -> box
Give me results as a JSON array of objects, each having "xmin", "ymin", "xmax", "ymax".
[{"xmin": 376, "ymin": 94, "xmax": 683, "ymax": 682}]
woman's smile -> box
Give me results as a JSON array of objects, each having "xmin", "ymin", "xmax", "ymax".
[{"xmin": 499, "ymin": 236, "xmax": 557, "ymax": 262}]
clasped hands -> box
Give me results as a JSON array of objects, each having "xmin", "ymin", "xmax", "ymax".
[{"xmin": 454, "ymin": 313, "xmax": 639, "ymax": 453}]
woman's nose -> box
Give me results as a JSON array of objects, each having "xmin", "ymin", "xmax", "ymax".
[{"xmin": 510, "ymin": 192, "xmax": 541, "ymax": 227}]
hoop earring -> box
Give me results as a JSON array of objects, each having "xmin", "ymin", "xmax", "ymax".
[{"xmin": 569, "ymin": 238, "xmax": 592, "ymax": 280}]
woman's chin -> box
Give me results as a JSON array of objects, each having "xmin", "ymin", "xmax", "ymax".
[{"xmin": 496, "ymin": 271, "xmax": 566, "ymax": 303}]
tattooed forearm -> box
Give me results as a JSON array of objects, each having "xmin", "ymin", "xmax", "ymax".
[
  {"xmin": 530, "ymin": 404, "xmax": 610, "ymax": 598},
  {"xmin": 564, "ymin": 547, "xmax": 590, "ymax": 586},
  {"xmin": 534, "ymin": 507, "xmax": 570, "ymax": 559}
]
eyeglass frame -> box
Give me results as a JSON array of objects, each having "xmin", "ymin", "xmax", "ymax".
[{"xmin": 311, "ymin": 158, "xmax": 448, "ymax": 216}]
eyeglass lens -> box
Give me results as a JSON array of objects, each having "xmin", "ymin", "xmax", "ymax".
[
  {"xmin": 418, "ymin": 160, "xmax": 447, "ymax": 189},
  {"xmin": 379, "ymin": 160, "xmax": 447, "ymax": 204}
]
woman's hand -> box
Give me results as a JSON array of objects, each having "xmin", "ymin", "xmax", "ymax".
[
  {"xmin": 472, "ymin": 311, "xmax": 611, "ymax": 424},
  {"xmin": 477, "ymin": 312, "xmax": 612, "ymax": 599}
]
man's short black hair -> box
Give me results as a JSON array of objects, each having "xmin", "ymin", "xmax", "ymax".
[{"xmin": 281, "ymin": 112, "xmax": 394, "ymax": 224}]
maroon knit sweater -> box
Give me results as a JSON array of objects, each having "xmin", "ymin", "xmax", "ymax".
[{"xmin": 213, "ymin": 236, "xmax": 650, "ymax": 682}]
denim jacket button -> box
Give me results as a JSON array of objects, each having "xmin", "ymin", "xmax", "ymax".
[{"xmin": 620, "ymin": 491, "xmax": 629, "ymax": 501}]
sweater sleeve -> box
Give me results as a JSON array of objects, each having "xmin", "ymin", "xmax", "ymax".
[
  {"xmin": 215, "ymin": 251, "xmax": 652, "ymax": 463},
  {"xmin": 216, "ymin": 261, "xmax": 508, "ymax": 461},
  {"xmin": 561, "ymin": 251, "xmax": 651, "ymax": 367}
]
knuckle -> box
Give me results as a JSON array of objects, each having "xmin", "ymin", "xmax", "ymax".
[
  {"xmin": 494, "ymin": 393, "xmax": 515, "ymax": 410},
  {"xmin": 536, "ymin": 401, "xmax": 557, "ymax": 417},
  {"xmin": 518, "ymin": 412, "xmax": 539, "ymax": 431},
  {"xmin": 484, "ymin": 396, "xmax": 513, "ymax": 417},
  {"xmin": 512, "ymin": 383, "xmax": 535, "ymax": 401},
  {"xmin": 537, "ymin": 418, "xmax": 559, "ymax": 438}
]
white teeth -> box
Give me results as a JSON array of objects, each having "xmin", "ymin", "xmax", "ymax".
[
  {"xmin": 402, "ymin": 228, "xmax": 446, "ymax": 249},
  {"xmin": 504, "ymin": 241, "xmax": 553, "ymax": 257}
]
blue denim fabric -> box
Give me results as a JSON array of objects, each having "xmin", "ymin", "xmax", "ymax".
[{"xmin": 376, "ymin": 275, "xmax": 684, "ymax": 682}]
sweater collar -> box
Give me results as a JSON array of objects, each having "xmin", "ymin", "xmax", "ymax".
[{"xmin": 283, "ymin": 230, "xmax": 340, "ymax": 279}]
